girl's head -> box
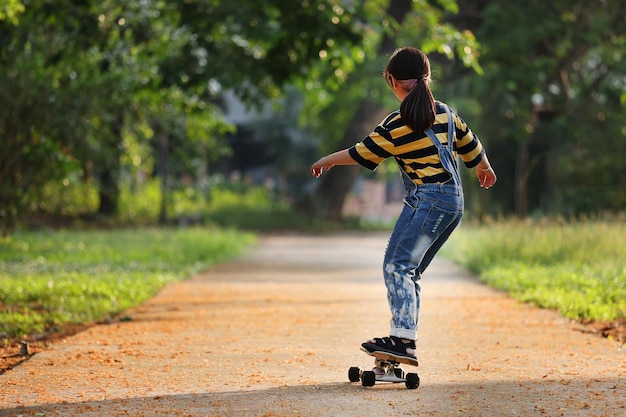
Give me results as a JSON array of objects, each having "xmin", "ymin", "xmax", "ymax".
[{"xmin": 384, "ymin": 47, "xmax": 436, "ymax": 133}]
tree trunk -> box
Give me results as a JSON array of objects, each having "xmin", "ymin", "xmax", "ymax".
[
  {"xmin": 514, "ymin": 140, "xmax": 529, "ymax": 218},
  {"xmin": 97, "ymin": 112, "xmax": 123, "ymax": 217},
  {"xmin": 97, "ymin": 169, "xmax": 119, "ymax": 217},
  {"xmin": 316, "ymin": 0, "xmax": 413, "ymax": 220},
  {"xmin": 158, "ymin": 130, "xmax": 169, "ymax": 225}
]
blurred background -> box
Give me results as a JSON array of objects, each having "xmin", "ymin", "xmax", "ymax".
[{"xmin": 1, "ymin": 0, "xmax": 625, "ymax": 234}]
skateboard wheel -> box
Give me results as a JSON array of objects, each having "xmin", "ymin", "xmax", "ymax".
[
  {"xmin": 348, "ymin": 367, "xmax": 361, "ymax": 382},
  {"xmin": 405, "ymin": 372, "xmax": 419, "ymax": 389},
  {"xmin": 361, "ymin": 370, "xmax": 376, "ymax": 387}
]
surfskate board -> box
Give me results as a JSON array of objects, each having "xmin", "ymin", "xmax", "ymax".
[{"xmin": 348, "ymin": 347, "xmax": 420, "ymax": 389}]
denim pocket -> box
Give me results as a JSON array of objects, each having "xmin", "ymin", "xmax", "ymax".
[
  {"xmin": 403, "ymin": 194, "xmax": 420, "ymax": 210},
  {"xmin": 420, "ymin": 205, "xmax": 456, "ymax": 236}
]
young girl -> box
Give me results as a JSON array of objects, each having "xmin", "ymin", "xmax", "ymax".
[{"xmin": 310, "ymin": 47, "xmax": 497, "ymax": 364}]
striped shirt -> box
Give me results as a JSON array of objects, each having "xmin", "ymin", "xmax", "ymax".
[{"xmin": 348, "ymin": 101, "xmax": 484, "ymax": 185}]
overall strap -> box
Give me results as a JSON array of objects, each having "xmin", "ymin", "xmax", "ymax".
[
  {"xmin": 423, "ymin": 103, "xmax": 461, "ymax": 186},
  {"xmin": 445, "ymin": 104, "xmax": 455, "ymax": 154}
]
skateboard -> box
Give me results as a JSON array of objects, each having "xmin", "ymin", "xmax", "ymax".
[{"xmin": 348, "ymin": 347, "xmax": 420, "ymax": 389}]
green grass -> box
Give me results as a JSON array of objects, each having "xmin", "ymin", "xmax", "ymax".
[
  {"xmin": 0, "ymin": 227, "xmax": 255, "ymax": 338},
  {"xmin": 115, "ymin": 180, "xmax": 313, "ymax": 231},
  {"xmin": 443, "ymin": 218, "xmax": 626, "ymax": 322}
]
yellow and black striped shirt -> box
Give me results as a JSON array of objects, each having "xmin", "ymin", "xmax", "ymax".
[{"xmin": 348, "ymin": 101, "xmax": 484, "ymax": 185}]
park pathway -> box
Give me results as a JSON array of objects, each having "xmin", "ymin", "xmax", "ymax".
[{"xmin": 0, "ymin": 233, "xmax": 624, "ymax": 416}]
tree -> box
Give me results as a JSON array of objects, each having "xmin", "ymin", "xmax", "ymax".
[
  {"xmin": 0, "ymin": 0, "xmax": 102, "ymax": 233},
  {"xmin": 0, "ymin": 0, "xmax": 368, "ymax": 233},
  {"xmin": 145, "ymin": 0, "xmax": 369, "ymax": 222},
  {"xmin": 450, "ymin": 0, "xmax": 626, "ymax": 216}
]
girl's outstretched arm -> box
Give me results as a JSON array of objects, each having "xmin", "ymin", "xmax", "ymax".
[{"xmin": 310, "ymin": 149, "xmax": 357, "ymax": 178}]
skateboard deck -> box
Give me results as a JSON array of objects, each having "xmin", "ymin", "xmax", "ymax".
[{"xmin": 360, "ymin": 346, "xmax": 419, "ymax": 367}]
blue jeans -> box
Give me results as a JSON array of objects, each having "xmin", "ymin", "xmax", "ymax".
[{"xmin": 383, "ymin": 183, "xmax": 464, "ymax": 340}]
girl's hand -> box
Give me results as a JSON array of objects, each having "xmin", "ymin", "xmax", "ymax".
[
  {"xmin": 476, "ymin": 166, "xmax": 497, "ymax": 189},
  {"xmin": 311, "ymin": 159, "xmax": 334, "ymax": 178},
  {"xmin": 310, "ymin": 149, "xmax": 356, "ymax": 178}
]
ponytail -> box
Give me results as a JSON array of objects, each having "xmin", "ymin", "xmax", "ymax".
[
  {"xmin": 385, "ymin": 47, "xmax": 436, "ymax": 132},
  {"xmin": 400, "ymin": 79, "xmax": 436, "ymax": 133}
]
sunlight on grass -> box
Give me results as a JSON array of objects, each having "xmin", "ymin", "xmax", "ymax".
[
  {"xmin": 0, "ymin": 227, "xmax": 255, "ymax": 337},
  {"xmin": 443, "ymin": 218, "xmax": 626, "ymax": 321}
]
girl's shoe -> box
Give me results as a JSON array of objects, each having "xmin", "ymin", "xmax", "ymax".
[{"xmin": 361, "ymin": 336, "xmax": 417, "ymax": 362}]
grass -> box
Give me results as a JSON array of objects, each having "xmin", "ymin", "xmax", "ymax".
[
  {"xmin": 115, "ymin": 180, "xmax": 313, "ymax": 231},
  {"xmin": 442, "ymin": 218, "xmax": 626, "ymax": 322},
  {"xmin": 0, "ymin": 227, "xmax": 255, "ymax": 338}
]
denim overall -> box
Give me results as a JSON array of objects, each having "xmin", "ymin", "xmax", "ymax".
[{"xmin": 383, "ymin": 104, "xmax": 464, "ymax": 341}]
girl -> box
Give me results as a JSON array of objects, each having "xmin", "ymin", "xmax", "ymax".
[{"xmin": 310, "ymin": 47, "xmax": 497, "ymax": 364}]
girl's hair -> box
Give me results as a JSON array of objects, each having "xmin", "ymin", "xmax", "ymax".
[{"xmin": 384, "ymin": 47, "xmax": 436, "ymax": 133}]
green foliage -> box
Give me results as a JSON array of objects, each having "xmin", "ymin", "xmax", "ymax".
[
  {"xmin": 203, "ymin": 187, "xmax": 309, "ymax": 231},
  {"xmin": 180, "ymin": 0, "xmax": 365, "ymax": 100},
  {"xmin": 0, "ymin": 227, "xmax": 255, "ymax": 337},
  {"xmin": 118, "ymin": 180, "xmax": 163, "ymax": 223},
  {"xmin": 25, "ymin": 171, "xmax": 312, "ymax": 231},
  {"xmin": 0, "ymin": 0, "xmax": 367, "ymax": 234},
  {"xmin": 443, "ymin": 218, "xmax": 626, "ymax": 321},
  {"xmin": 38, "ymin": 176, "xmax": 100, "ymax": 216},
  {"xmin": 4, "ymin": 0, "xmax": 625, "ymax": 233},
  {"xmin": 441, "ymin": 0, "xmax": 626, "ymax": 216},
  {"xmin": 0, "ymin": 0, "xmax": 111, "ymax": 230},
  {"xmin": 0, "ymin": 0, "xmax": 24, "ymax": 24},
  {"xmin": 117, "ymin": 177, "xmax": 308, "ymax": 231}
]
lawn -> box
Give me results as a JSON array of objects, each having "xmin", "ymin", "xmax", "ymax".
[
  {"xmin": 443, "ymin": 218, "xmax": 626, "ymax": 323},
  {"xmin": 0, "ymin": 227, "xmax": 255, "ymax": 338}
]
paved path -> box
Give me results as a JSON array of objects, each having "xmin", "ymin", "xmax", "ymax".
[{"xmin": 1, "ymin": 233, "xmax": 624, "ymax": 416}]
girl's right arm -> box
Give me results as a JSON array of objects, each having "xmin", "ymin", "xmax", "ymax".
[
  {"xmin": 475, "ymin": 155, "xmax": 497, "ymax": 189},
  {"xmin": 310, "ymin": 149, "xmax": 357, "ymax": 178}
]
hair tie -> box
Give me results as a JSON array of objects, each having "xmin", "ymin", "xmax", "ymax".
[{"xmin": 397, "ymin": 78, "xmax": 418, "ymax": 90}]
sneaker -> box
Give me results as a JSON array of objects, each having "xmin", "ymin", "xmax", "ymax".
[{"xmin": 361, "ymin": 336, "xmax": 417, "ymax": 362}]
